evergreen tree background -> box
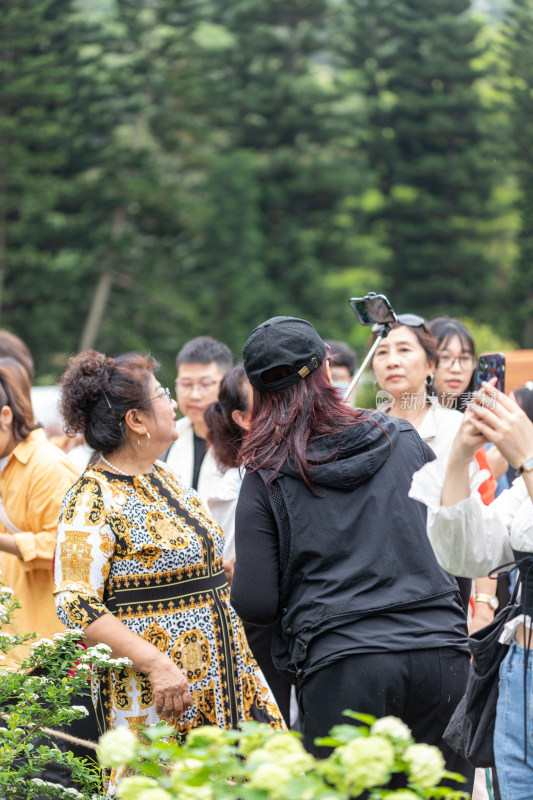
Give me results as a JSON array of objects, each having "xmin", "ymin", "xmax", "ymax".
[
  {"xmin": 0, "ymin": 0, "xmax": 528, "ymax": 384},
  {"xmin": 504, "ymin": 0, "xmax": 533, "ymax": 346},
  {"xmin": 340, "ymin": 0, "xmax": 501, "ymax": 318}
]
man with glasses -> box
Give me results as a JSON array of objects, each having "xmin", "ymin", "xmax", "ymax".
[{"xmin": 166, "ymin": 336, "xmax": 233, "ymax": 494}]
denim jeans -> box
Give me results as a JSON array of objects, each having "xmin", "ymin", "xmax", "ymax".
[{"xmin": 494, "ymin": 641, "xmax": 533, "ymax": 800}]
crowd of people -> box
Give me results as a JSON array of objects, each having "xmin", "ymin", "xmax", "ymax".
[{"xmin": 0, "ymin": 313, "xmax": 531, "ymax": 800}]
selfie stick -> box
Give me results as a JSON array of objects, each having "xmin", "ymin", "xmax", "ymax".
[{"xmin": 343, "ymin": 324, "xmax": 393, "ymax": 403}]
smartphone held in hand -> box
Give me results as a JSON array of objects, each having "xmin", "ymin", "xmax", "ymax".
[{"xmin": 475, "ymin": 353, "xmax": 505, "ymax": 393}]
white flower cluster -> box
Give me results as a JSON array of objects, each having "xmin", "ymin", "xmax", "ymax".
[
  {"xmin": 109, "ymin": 717, "xmax": 450, "ymax": 800},
  {"xmin": 371, "ymin": 716, "xmax": 412, "ymax": 741},
  {"xmin": 403, "ymin": 743, "xmax": 445, "ymax": 789},
  {"xmin": 338, "ymin": 735, "xmax": 395, "ymax": 794},
  {"xmin": 29, "ymin": 637, "xmax": 55, "ymax": 650},
  {"xmin": 113, "ymin": 656, "xmax": 133, "ymax": 668},
  {"xmin": 75, "ymin": 644, "xmax": 132, "ymax": 671},
  {"xmin": 97, "ymin": 726, "xmax": 139, "ymax": 769},
  {"xmin": 31, "ymin": 778, "xmax": 84, "ymax": 797},
  {"xmin": 71, "ymin": 705, "xmax": 89, "ymax": 717},
  {"xmin": 117, "ymin": 776, "xmax": 173, "ymax": 800},
  {"xmin": 246, "ymin": 732, "xmax": 315, "ymax": 800}
]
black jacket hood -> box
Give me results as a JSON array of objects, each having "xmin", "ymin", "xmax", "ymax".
[{"xmin": 277, "ymin": 411, "xmax": 404, "ymax": 491}]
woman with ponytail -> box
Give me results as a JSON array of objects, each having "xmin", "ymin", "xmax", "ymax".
[
  {"xmin": 204, "ymin": 365, "xmax": 251, "ymax": 564},
  {"xmin": 205, "ymin": 365, "xmax": 292, "ymax": 725}
]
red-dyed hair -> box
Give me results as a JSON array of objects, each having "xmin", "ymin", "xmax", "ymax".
[{"xmin": 240, "ymin": 362, "xmax": 369, "ymax": 493}]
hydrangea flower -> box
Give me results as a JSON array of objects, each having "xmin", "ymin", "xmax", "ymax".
[
  {"xmin": 172, "ymin": 784, "xmax": 214, "ymax": 800},
  {"xmin": 186, "ymin": 726, "xmax": 226, "ymax": 746},
  {"xmin": 117, "ymin": 776, "xmax": 164, "ymax": 800},
  {"xmin": 97, "ymin": 726, "xmax": 139, "ymax": 768},
  {"xmin": 248, "ymin": 761, "xmax": 294, "ymax": 799},
  {"xmin": 371, "ymin": 716, "xmax": 411, "ymax": 741},
  {"xmin": 132, "ymin": 790, "xmax": 172, "ymax": 800},
  {"xmin": 338, "ymin": 735, "xmax": 395, "ymax": 793},
  {"xmin": 403, "ymin": 743, "xmax": 445, "ymax": 788},
  {"xmin": 248, "ymin": 732, "xmax": 314, "ymax": 775}
]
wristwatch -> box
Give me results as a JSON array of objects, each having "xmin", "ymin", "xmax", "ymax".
[
  {"xmin": 517, "ymin": 455, "xmax": 533, "ymax": 475},
  {"xmin": 474, "ymin": 593, "xmax": 499, "ymax": 610}
]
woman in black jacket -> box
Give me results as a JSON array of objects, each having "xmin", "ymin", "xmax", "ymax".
[{"xmin": 230, "ymin": 315, "xmax": 473, "ymax": 791}]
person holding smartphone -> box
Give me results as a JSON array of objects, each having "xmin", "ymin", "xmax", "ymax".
[
  {"xmin": 231, "ymin": 316, "xmax": 473, "ymax": 792},
  {"xmin": 410, "ymin": 380, "xmax": 533, "ymax": 800}
]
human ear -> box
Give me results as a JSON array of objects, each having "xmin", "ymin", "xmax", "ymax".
[
  {"xmin": 123, "ymin": 407, "xmax": 147, "ymax": 436},
  {"xmin": 231, "ymin": 408, "xmax": 250, "ymax": 432},
  {"xmin": 0, "ymin": 406, "xmax": 13, "ymax": 429}
]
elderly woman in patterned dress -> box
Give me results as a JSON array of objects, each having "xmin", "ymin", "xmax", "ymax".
[{"xmin": 53, "ymin": 351, "xmax": 283, "ymax": 797}]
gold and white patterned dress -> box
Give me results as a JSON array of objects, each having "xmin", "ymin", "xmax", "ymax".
[{"xmin": 54, "ymin": 464, "xmax": 284, "ymax": 794}]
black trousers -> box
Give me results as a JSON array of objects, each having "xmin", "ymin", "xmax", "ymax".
[{"xmin": 298, "ymin": 648, "xmax": 474, "ymax": 794}]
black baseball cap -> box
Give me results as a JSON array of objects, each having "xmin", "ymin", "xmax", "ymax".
[{"xmin": 243, "ymin": 316, "xmax": 328, "ymax": 392}]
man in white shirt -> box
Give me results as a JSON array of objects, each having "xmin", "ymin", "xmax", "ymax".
[{"xmin": 166, "ymin": 336, "xmax": 233, "ymax": 495}]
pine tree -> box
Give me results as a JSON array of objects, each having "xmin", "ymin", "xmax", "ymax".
[
  {"xmin": 341, "ymin": 0, "xmax": 500, "ymax": 318},
  {"xmin": 503, "ymin": 0, "xmax": 533, "ymax": 346},
  {"xmin": 0, "ymin": 0, "xmax": 134, "ymax": 377}
]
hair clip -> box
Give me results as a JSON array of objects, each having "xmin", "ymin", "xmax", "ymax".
[{"xmin": 103, "ymin": 391, "xmax": 116, "ymax": 415}]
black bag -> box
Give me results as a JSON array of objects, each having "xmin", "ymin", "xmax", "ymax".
[{"xmin": 443, "ymin": 588, "xmax": 521, "ymax": 768}]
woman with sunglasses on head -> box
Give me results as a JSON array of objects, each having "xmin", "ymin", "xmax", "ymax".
[
  {"xmin": 231, "ymin": 316, "xmax": 473, "ymax": 793},
  {"xmin": 371, "ymin": 316, "xmax": 499, "ymax": 628},
  {"xmin": 370, "ymin": 314, "xmax": 465, "ymax": 460},
  {"xmin": 54, "ymin": 351, "xmax": 284, "ymax": 798}
]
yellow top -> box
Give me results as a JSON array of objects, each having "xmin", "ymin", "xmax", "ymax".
[{"xmin": 0, "ymin": 428, "xmax": 79, "ymax": 669}]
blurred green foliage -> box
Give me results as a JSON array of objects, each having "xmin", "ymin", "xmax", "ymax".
[{"xmin": 0, "ymin": 0, "xmax": 529, "ymax": 387}]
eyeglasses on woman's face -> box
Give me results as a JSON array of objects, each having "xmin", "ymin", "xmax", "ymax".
[
  {"xmin": 140, "ymin": 387, "xmax": 172, "ymax": 407},
  {"xmin": 437, "ymin": 354, "xmax": 476, "ymax": 371}
]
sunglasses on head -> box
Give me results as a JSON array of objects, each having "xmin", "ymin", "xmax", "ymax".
[{"xmin": 372, "ymin": 314, "xmax": 428, "ymax": 334}]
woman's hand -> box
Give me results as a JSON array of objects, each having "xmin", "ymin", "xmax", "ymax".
[
  {"xmin": 469, "ymin": 382, "xmax": 533, "ymax": 469},
  {"xmin": 224, "ymin": 557, "xmax": 235, "ymax": 586},
  {"xmin": 145, "ymin": 653, "xmax": 192, "ymax": 719},
  {"xmin": 447, "ymin": 408, "xmax": 489, "ymax": 467},
  {"xmin": 441, "ymin": 410, "xmax": 488, "ymax": 507},
  {"xmin": 83, "ymin": 613, "xmax": 192, "ymax": 720}
]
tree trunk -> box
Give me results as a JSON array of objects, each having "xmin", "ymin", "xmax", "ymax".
[{"xmin": 78, "ymin": 207, "xmax": 126, "ymax": 351}]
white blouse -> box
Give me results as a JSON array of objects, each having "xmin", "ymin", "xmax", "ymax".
[{"xmin": 409, "ymin": 458, "xmax": 533, "ymax": 642}]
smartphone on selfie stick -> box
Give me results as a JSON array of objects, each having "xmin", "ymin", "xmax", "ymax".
[{"xmin": 344, "ymin": 292, "xmax": 398, "ymax": 402}]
